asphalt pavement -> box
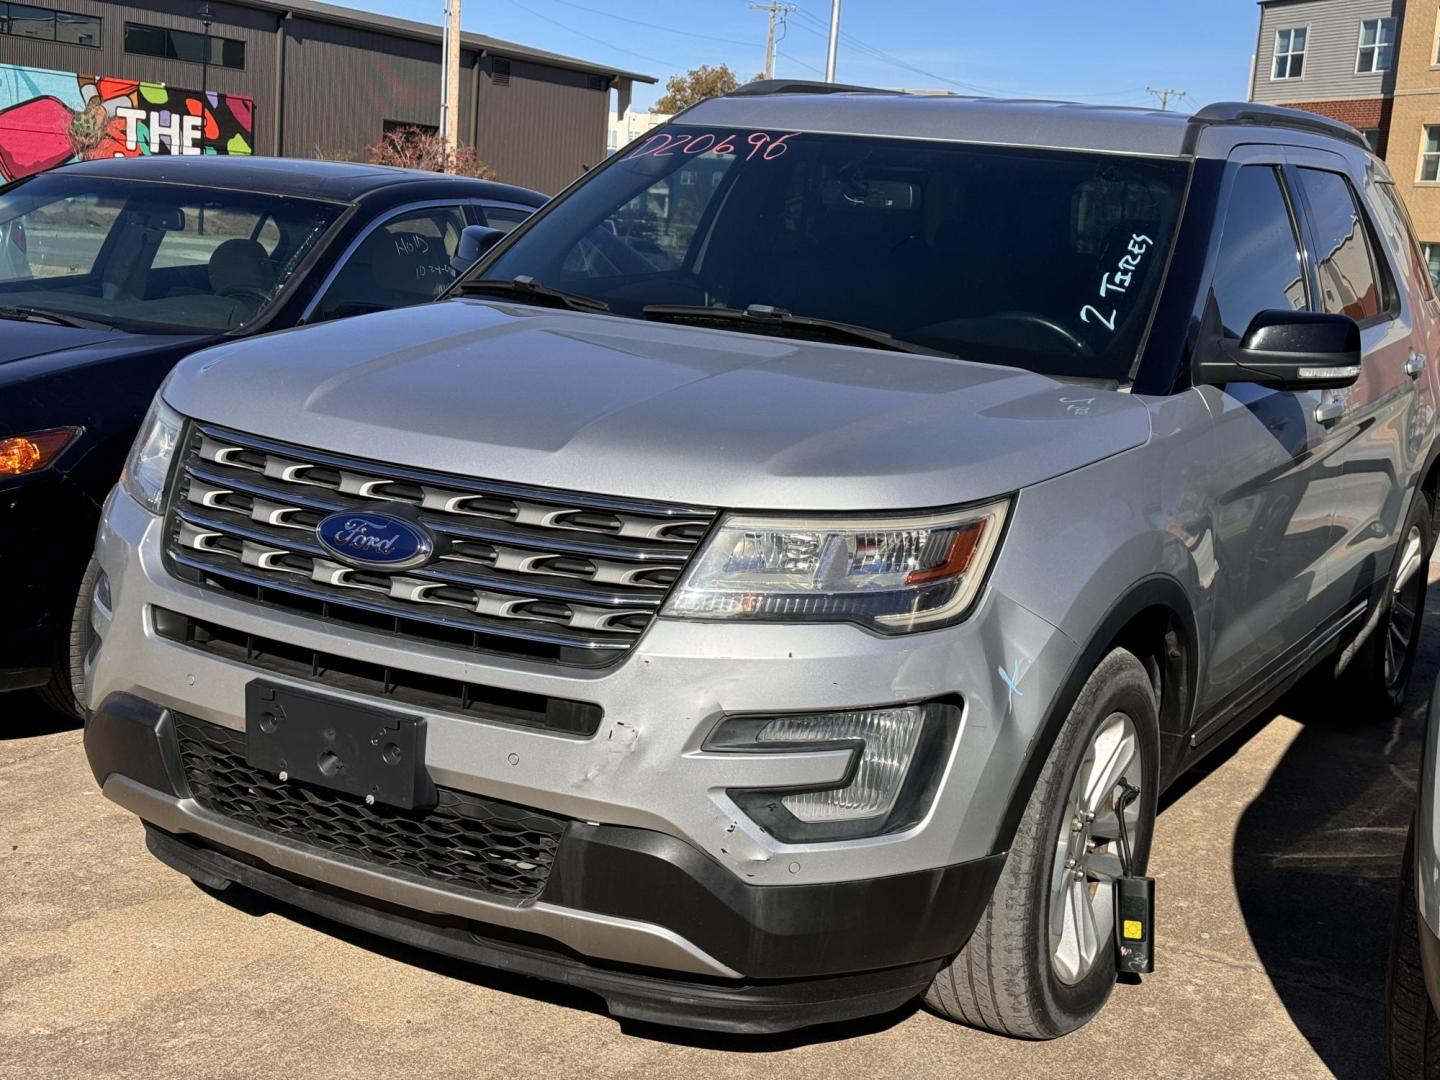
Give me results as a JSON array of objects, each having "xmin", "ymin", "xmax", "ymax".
[{"xmin": 4, "ymin": 568, "xmax": 1439, "ymax": 1079}]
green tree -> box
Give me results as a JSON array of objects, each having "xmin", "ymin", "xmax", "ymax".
[{"xmin": 653, "ymin": 64, "xmax": 743, "ymax": 114}]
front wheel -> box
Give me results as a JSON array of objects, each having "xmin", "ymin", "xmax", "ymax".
[
  {"xmin": 36, "ymin": 556, "xmax": 102, "ymax": 719},
  {"xmin": 925, "ymin": 647, "xmax": 1160, "ymax": 1038}
]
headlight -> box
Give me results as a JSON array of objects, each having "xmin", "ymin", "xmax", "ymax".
[
  {"xmin": 665, "ymin": 501, "xmax": 1008, "ymax": 633},
  {"xmin": 121, "ymin": 398, "xmax": 183, "ymax": 514},
  {"xmin": 708, "ymin": 701, "xmax": 962, "ymax": 841}
]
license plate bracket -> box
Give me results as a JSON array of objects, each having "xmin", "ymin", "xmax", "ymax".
[{"xmin": 244, "ymin": 681, "xmax": 437, "ymax": 811}]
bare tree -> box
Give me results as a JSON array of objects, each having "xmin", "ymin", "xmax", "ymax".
[{"xmin": 362, "ymin": 126, "xmax": 497, "ymax": 179}]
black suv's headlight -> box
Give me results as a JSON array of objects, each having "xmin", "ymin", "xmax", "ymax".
[
  {"xmin": 663, "ymin": 501, "xmax": 1007, "ymax": 633},
  {"xmin": 708, "ymin": 700, "xmax": 962, "ymax": 841}
]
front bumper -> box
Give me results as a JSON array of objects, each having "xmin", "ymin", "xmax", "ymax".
[
  {"xmin": 87, "ymin": 693, "xmax": 1003, "ymax": 1032},
  {"xmin": 87, "ymin": 482, "xmax": 1074, "ymax": 1027}
]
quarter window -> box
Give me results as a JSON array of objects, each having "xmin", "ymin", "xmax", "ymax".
[
  {"xmin": 1210, "ymin": 166, "xmax": 1307, "ymax": 338},
  {"xmin": 1373, "ymin": 180, "xmax": 1436, "ymax": 299},
  {"xmin": 1295, "ymin": 168, "xmax": 1383, "ymax": 322},
  {"xmin": 1273, "ymin": 27, "xmax": 1307, "ymax": 79},
  {"xmin": 1357, "ymin": 17, "xmax": 1397, "ymax": 73}
]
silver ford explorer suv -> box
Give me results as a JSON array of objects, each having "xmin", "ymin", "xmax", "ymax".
[{"xmin": 84, "ymin": 84, "xmax": 1440, "ymax": 1038}]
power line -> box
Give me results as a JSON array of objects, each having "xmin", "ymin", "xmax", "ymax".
[
  {"xmin": 526, "ymin": 0, "xmax": 756, "ymax": 48},
  {"xmin": 1145, "ymin": 86, "xmax": 1186, "ymax": 110},
  {"xmin": 501, "ymin": 0, "xmax": 685, "ymax": 72}
]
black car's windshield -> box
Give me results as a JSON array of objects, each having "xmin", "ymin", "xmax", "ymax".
[
  {"xmin": 0, "ymin": 174, "xmax": 342, "ymax": 335},
  {"xmin": 475, "ymin": 125, "xmax": 1189, "ymax": 380}
]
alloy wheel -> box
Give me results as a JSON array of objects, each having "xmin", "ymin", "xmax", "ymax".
[
  {"xmin": 1384, "ymin": 524, "xmax": 1425, "ymax": 691},
  {"xmin": 1048, "ymin": 711, "xmax": 1142, "ymax": 986}
]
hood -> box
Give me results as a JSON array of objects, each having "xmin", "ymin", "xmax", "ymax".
[
  {"xmin": 165, "ymin": 299, "xmax": 1152, "ymax": 511},
  {"xmin": 0, "ymin": 320, "xmax": 127, "ymax": 366}
]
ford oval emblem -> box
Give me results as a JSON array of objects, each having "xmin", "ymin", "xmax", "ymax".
[{"xmin": 315, "ymin": 509, "xmax": 436, "ymax": 571}]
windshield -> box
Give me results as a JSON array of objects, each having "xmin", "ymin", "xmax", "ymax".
[
  {"xmin": 476, "ymin": 125, "xmax": 1189, "ymax": 380},
  {"xmin": 0, "ymin": 174, "xmax": 342, "ymax": 335}
]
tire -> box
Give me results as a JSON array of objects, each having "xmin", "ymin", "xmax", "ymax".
[
  {"xmin": 1342, "ymin": 492, "xmax": 1433, "ymax": 717},
  {"xmin": 36, "ymin": 556, "xmax": 102, "ymax": 719},
  {"xmin": 925, "ymin": 647, "xmax": 1160, "ymax": 1038},
  {"xmin": 1387, "ymin": 821, "xmax": 1440, "ymax": 1079}
]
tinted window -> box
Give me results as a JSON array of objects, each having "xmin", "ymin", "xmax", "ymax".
[
  {"xmin": 478, "ymin": 128, "xmax": 1189, "ymax": 381},
  {"xmin": 1296, "ymin": 168, "xmax": 1383, "ymax": 321},
  {"xmin": 315, "ymin": 206, "xmax": 467, "ymax": 321},
  {"xmin": 1372, "ymin": 181, "xmax": 1434, "ymax": 300},
  {"xmin": 479, "ymin": 204, "xmax": 532, "ymax": 234},
  {"xmin": 1210, "ymin": 166, "xmax": 1306, "ymax": 338}
]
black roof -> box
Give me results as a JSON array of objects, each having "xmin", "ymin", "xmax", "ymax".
[{"xmin": 51, "ymin": 155, "xmax": 547, "ymax": 204}]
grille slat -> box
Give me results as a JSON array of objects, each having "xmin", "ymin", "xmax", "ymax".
[
  {"xmin": 175, "ymin": 716, "xmax": 568, "ymax": 902},
  {"xmin": 165, "ymin": 425, "xmax": 717, "ymax": 665}
]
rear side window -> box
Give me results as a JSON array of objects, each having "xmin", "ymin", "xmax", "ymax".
[
  {"xmin": 1373, "ymin": 181, "xmax": 1436, "ymax": 300},
  {"xmin": 1210, "ymin": 165, "xmax": 1307, "ymax": 338},
  {"xmin": 1295, "ymin": 168, "xmax": 1383, "ymax": 322}
]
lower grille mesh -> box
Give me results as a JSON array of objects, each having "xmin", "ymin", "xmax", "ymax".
[{"xmin": 174, "ymin": 716, "xmax": 567, "ymax": 903}]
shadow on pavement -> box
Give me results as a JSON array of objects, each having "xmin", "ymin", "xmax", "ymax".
[
  {"xmin": 1225, "ymin": 577, "xmax": 1440, "ymax": 1080},
  {"xmin": 0, "ymin": 689, "xmax": 82, "ymax": 739}
]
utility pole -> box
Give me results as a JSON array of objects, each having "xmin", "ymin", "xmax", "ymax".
[
  {"xmin": 440, "ymin": 0, "xmax": 461, "ymax": 168},
  {"xmin": 825, "ymin": 0, "xmax": 841, "ymax": 82},
  {"xmin": 749, "ymin": 0, "xmax": 796, "ymax": 80},
  {"xmin": 1146, "ymin": 86, "xmax": 1185, "ymax": 111}
]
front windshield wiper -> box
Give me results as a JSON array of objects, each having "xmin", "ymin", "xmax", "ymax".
[
  {"xmin": 457, "ymin": 275, "xmax": 610, "ymax": 314},
  {"xmin": 641, "ymin": 304, "xmax": 958, "ymax": 359},
  {"xmin": 0, "ymin": 305, "xmax": 112, "ymax": 330}
]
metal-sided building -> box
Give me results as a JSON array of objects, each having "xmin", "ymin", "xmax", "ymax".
[{"xmin": 0, "ymin": 0, "xmax": 654, "ymax": 193}]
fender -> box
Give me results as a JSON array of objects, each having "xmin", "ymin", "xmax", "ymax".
[{"xmin": 988, "ymin": 574, "xmax": 1200, "ymax": 858}]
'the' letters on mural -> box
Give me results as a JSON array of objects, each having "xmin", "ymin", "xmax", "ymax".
[{"xmin": 0, "ymin": 63, "xmax": 255, "ymax": 181}]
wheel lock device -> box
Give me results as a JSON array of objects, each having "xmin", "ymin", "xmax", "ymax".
[{"xmin": 1111, "ymin": 776, "xmax": 1155, "ymax": 975}]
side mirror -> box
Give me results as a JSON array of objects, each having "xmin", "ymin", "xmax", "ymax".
[
  {"xmin": 451, "ymin": 225, "xmax": 505, "ymax": 274},
  {"xmin": 1195, "ymin": 309, "xmax": 1361, "ymax": 391}
]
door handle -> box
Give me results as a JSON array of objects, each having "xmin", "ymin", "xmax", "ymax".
[
  {"xmin": 1315, "ymin": 397, "xmax": 1345, "ymax": 423},
  {"xmin": 1406, "ymin": 350, "xmax": 1428, "ymax": 378}
]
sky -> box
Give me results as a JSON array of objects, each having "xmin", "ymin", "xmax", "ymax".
[{"xmin": 347, "ymin": 0, "xmax": 1263, "ymax": 113}]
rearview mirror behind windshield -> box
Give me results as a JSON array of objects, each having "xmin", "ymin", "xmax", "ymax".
[{"xmin": 1194, "ymin": 309, "xmax": 1361, "ymax": 391}]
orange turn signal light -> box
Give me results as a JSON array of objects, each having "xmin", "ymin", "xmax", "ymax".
[{"xmin": 0, "ymin": 426, "xmax": 82, "ymax": 476}]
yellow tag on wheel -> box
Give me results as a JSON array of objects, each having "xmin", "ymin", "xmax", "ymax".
[{"xmin": 1123, "ymin": 919, "xmax": 1144, "ymax": 940}]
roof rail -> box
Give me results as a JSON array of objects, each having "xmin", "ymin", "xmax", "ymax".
[
  {"xmin": 726, "ymin": 79, "xmax": 901, "ymax": 98},
  {"xmin": 1186, "ymin": 101, "xmax": 1370, "ymax": 152}
]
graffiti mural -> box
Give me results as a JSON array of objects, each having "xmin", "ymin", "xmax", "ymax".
[{"xmin": 0, "ymin": 63, "xmax": 254, "ymax": 181}]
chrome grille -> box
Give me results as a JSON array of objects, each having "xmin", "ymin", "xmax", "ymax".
[{"xmin": 164, "ymin": 424, "xmax": 716, "ymax": 665}]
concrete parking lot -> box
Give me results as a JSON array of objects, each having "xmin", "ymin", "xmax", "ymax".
[{"xmin": 5, "ymin": 571, "xmax": 1439, "ymax": 1080}]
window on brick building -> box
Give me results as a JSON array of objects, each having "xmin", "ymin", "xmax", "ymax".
[
  {"xmin": 1423, "ymin": 245, "xmax": 1440, "ymax": 290},
  {"xmin": 1422, "ymin": 126, "xmax": 1440, "ymax": 182},
  {"xmin": 1272, "ymin": 27, "xmax": 1306, "ymax": 79},
  {"xmin": 1357, "ymin": 17, "xmax": 1397, "ymax": 73}
]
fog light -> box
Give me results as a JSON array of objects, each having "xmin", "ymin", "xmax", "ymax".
[
  {"xmin": 756, "ymin": 707, "xmax": 925, "ymax": 823},
  {"xmin": 709, "ymin": 700, "xmax": 961, "ymax": 842},
  {"xmin": 0, "ymin": 427, "xmax": 81, "ymax": 476}
]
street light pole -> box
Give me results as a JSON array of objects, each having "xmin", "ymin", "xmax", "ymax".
[
  {"xmin": 824, "ymin": 0, "xmax": 841, "ymax": 82},
  {"xmin": 199, "ymin": 2, "xmax": 212, "ymax": 232},
  {"xmin": 440, "ymin": 0, "xmax": 461, "ymax": 170}
]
